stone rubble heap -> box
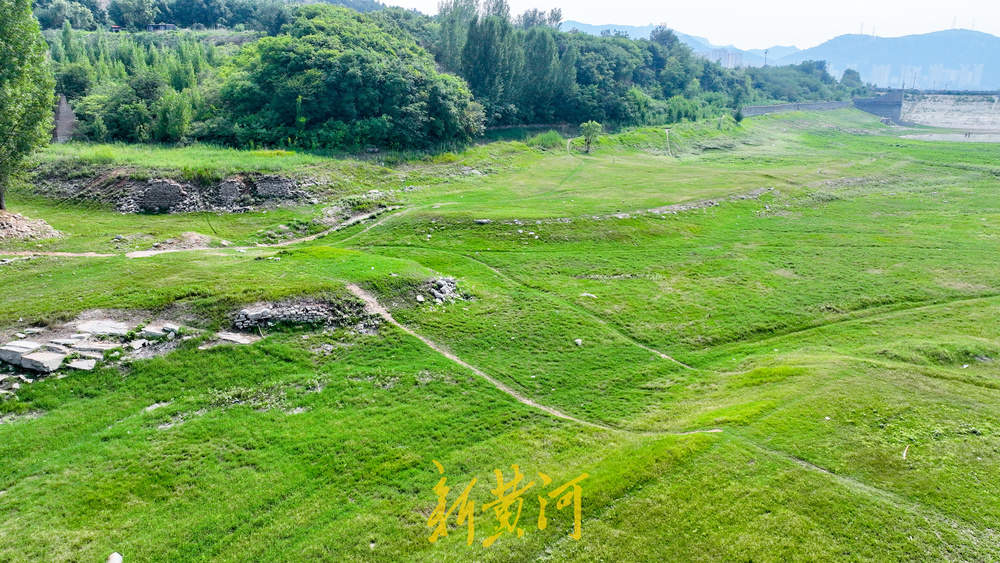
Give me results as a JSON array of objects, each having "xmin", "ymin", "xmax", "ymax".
[
  {"xmin": 115, "ymin": 174, "xmax": 316, "ymax": 214},
  {"xmin": 233, "ymin": 298, "xmax": 376, "ymax": 331},
  {"xmin": 415, "ymin": 278, "xmax": 467, "ymax": 305},
  {"xmin": 0, "ymin": 319, "xmax": 200, "ymax": 398}
]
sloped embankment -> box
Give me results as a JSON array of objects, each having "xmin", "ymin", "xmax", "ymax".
[{"xmin": 31, "ymin": 168, "xmax": 317, "ymax": 214}]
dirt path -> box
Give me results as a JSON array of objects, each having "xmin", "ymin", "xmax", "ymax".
[
  {"xmin": 126, "ymin": 207, "xmax": 402, "ymax": 258},
  {"xmin": 346, "ymin": 283, "xmax": 723, "ymax": 437},
  {"xmin": 0, "ymin": 250, "xmax": 115, "ymax": 257},
  {"xmin": 346, "ymin": 283, "xmax": 604, "ymax": 428}
]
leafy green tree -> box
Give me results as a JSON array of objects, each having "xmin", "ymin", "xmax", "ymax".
[
  {"xmin": 519, "ymin": 27, "xmax": 558, "ymax": 121},
  {"xmin": 580, "ymin": 120, "xmax": 602, "ymax": 153},
  {"xmin": 0, "ymin": 0, "xmax": 55, "ymax": 210},
  {"xmin": 435, "ymin": 0, "xmax": 476, "ymax": 73},
  {"xmin": 220, "ymin": 5, "xmax": 483, "ymax": 149},
  {"xmin": 462, "ymin": 9, "xmax": 522, "ymax": 123},
  {"xmin": 108, "ymin": 0, "xmax": 157, "ymax": 30},
  {"xmin": 56, "ymin": 62, "xmax": 91, "ymax": 99},
  {"xmin": 34, "ymin": 0, "xmax": 95, "ymax": 30}
]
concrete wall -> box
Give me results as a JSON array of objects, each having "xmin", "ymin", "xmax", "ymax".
[
  {"xmin": 52, "ymin": 95, "xmax": 76, "ymax": 143},
  {"xmin": 902, "ymin": 93, "xmax": 1000, "ymax": 130},
  {"xmin": 741, "ymin": 101, "xmax": 852, "ymax": 117},
  {"xmin": 853, "ymin": 91, "xmax": 904, "ymax": 123}
]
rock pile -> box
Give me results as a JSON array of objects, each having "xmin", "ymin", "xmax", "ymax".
[
  {"xmin": 233, "ymin": 298, "xmax": 375, "ymax": 331},
  {"xmin": 0, "ymin": 211, "xmax": 61, "ymax": 241},
  {"xmin": 416, "ymin": 278, "xmax": 467, "ymax": 305},
  {"xmin": 0, "ymin": 319, "xmax": 190, "ymax": 396},
  {"xmin": 40, "ymin": 173, "xmax": 316, "ymax": 215}
]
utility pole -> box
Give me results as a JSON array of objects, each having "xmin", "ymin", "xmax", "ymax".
[{"xmin": 763, "ymin": 49, "xmax": 768, "ymax": 67}]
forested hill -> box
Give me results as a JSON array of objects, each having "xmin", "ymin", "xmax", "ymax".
[{"xmin": 40, "ymin": 0, "xmax": 866, "ymax": 151}]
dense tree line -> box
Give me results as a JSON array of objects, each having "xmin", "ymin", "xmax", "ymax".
[
  {"xmin": 49, "ymin": 6, "xmax": 483, "ymax": 149},
  {"xmin": 43, "ymin": 0, "xmax": 866, "ymax": 150},
  {"xmin": 33, "ymin": 0, "xmax": 384, "ymax": 32},
  {"xmin": 1, "ymin": 0, "xmax": 54, "ymax": 210}
]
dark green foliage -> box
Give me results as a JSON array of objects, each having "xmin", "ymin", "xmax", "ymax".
[
  {"xmin": 108, "ymin": 0, "xmax": 158, "ymax": 30},
  {"xmin": 48, "ymin": 27, "xmax": 224, "ymax": 144},
  {"xmin": 37, "ymin": 0, "xmax": 868, "ymax": 152},
  {"xmin": 749, "ymin": 60, "xmax": 848, "ymax": 102},
  {"xmin": 0, "ymin": 0, "xmax": 55, "ymax": 209},
  {"xmin": 218, "ymin": 5, "xmax": 484, "ymax": 149}
]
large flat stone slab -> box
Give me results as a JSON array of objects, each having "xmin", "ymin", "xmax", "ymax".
[
  {"xmin": 67, "ymin": 359, "xmax": 97, "ymax": 371},
  {"xmin": 140, "ymin": 326, "xmax": 168, "ymax": 339},
  {"xmin": 217, "ymin": 332, "xmax": 258, "ymax": 345},
  {"xmin": 72, "ymin": 341, "xmax": 122, "ymax": 353},
  {"xmin": 75, "ymin": 320, "xmax": 131, "ymax": 336},
  {"xmin": 0, "ymin": 340, "xmax": 43, "ymax": 365},
  {"xmin": 21, "ymin": 351, "xmax": 66, "ymax": 373}
]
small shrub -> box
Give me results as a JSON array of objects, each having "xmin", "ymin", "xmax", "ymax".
[{"xmin": 526, "ymin": 130, "xmax": 564, "ymax": 150}]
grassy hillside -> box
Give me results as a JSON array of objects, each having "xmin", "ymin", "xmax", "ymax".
[{"xmin": 1, "ymin": 109, "xmax": 999, "ymax": 561}]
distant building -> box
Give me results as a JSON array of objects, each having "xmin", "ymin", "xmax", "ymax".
[
  {"xmin": 146, "ymin": 23, "xmax": 177, "ymax": 32},
  {"xmin": 110, "ymin": 25, "xmax": 123, "ymax": 32}
]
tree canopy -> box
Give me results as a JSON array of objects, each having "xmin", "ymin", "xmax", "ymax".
[{"xmin": 0, "ymin": 0, "xmax": 55, "ymax": 209}]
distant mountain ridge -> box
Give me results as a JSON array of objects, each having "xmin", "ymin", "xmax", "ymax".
[
  {"xmin": 562, "ymin": 20, "xmax": 797, "ymax": 68},
  {"xmin": 774, "ymin": 29, "xmax": 1000, "ymax": 90},
  {"xmin": 563, "ymin": 22, "xmax": 1000, "ymax": 90}
]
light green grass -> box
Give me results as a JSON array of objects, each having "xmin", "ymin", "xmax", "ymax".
[{"xmin": 2, "ymin": 109, "xmax": 999, "ymax": 561}]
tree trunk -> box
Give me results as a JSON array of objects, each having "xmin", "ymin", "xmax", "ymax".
[{"xmin": 0, "ymin": 185, "xmax": 6, "ymax": 211}]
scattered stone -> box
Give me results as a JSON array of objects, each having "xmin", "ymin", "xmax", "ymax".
[
  {"xmin": 416, "ymin": 294, "xmax": 425, "ymax": 303},
  {"xmin": 217, "ymin": 332, "xmax": 258, "ymax": 345},
  {"xmin": 0, "ymin": 341, "xmax": 43, "ymax": 366},
  {"xmin": 75, "ymin": 351, "xmax": 104, "ymax": 360},
  {"xmin": 423, "ymin": 278, "xmax": 466, "ymax": 303},
  {"xmin": 75, "ymin": 319, "xmax": 131, "ymax": 336},
  {"xmin": 41, "ymin": 343, "xmax": 71, "ymax": 354},
  {"xmin": 23, "ymin": 328, "xmax": 44, "ymax": 335},
  {"xmin": 0, "ymin": 211, "xmax": 61, "ymax": 240},
  {"xmin": 474, "ymin": 219, "xmax": 492, "ymax": 224},
  {"xmin": 233, "ymin": 298, "xmax": 372, "ymax": 331},
  {"xmin": 50, "ymin": 338, "xmax": 82, "ymax": 346},
  {"xmin": 145, "ymin": 401, "xmax": 172, "ymax": 412},
  {"xmin": 140, "ymin": 325, "xmax": 168, "ymax": 339},
  {"xmin": 580, "ymin": 293, "xmax": 598, "ymax": 298},
  {"xmin": 21, "ymin": 352, "xmax": 66, "ymax": 373},
  {"xmin": 14, "ymin": 333, "xmax": 26, "ymax": 339},
  {"xmin": 574, "ymin": 339, "xmax": 584, "ymax": 347},
  {"xmin": 108, "ymin": 552, "xmax": 123, "ymax": 563},
  {"xmin": 67, "ymin": 359, "xmax": 97, "ymax": 371},
  {"xmin": 70, "ymin": 333, "xmax": 90, "ymax": 339},
  {"xmin": 130, "ymin": 339, "xmax": 150, "ymax": 350}
]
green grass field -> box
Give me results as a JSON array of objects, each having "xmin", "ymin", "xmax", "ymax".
[{"xmin": 2, "ymin": 110, "xmax": 998, "ymax": 561}]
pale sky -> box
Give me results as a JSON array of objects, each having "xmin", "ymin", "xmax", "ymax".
[{"xmin": 383, "ymin": 0, "xmax": 995, "ymax": 50}]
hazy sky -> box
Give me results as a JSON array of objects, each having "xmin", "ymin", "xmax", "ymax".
[{"xmin": 383, "ymin": 0, "xmax": 995, "ymax": 50}]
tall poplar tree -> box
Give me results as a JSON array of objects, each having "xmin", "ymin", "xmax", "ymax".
[{"xmin": 0, "ymin": 0, "xmax": 55, "ymax": 210}]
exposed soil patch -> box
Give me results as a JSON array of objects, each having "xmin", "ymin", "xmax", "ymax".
[
  {"xmin": 150, "ymin": 232, "xmax": 214, "ymax": 252},
  {"xmin": 0, "ymin": 211, "xmax": 61, "ymax": 241}
]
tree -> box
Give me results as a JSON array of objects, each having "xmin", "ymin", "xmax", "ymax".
[
  {"xmin": 580, "ymin": 120, "xmax": 602, "ymax": 153},
  {"xmin": 0, "ymin": 0, "xmax": 55, "ymax": 210},
  {"xmin": 435, "ymin": 0, "xmax": 476, "ymax": 73},
  {"xmin": 108, "ymin": 0, "xmax": 157, "ymax": 30}
]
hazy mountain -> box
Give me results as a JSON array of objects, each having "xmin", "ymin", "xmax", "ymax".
[
  {"xmin": 775, "ymin": 29, "xmax": 1000, "ymax": 90},
  {"xmin": 562, "ymin": 20, "xmax": 798, "ymax": 68}
]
